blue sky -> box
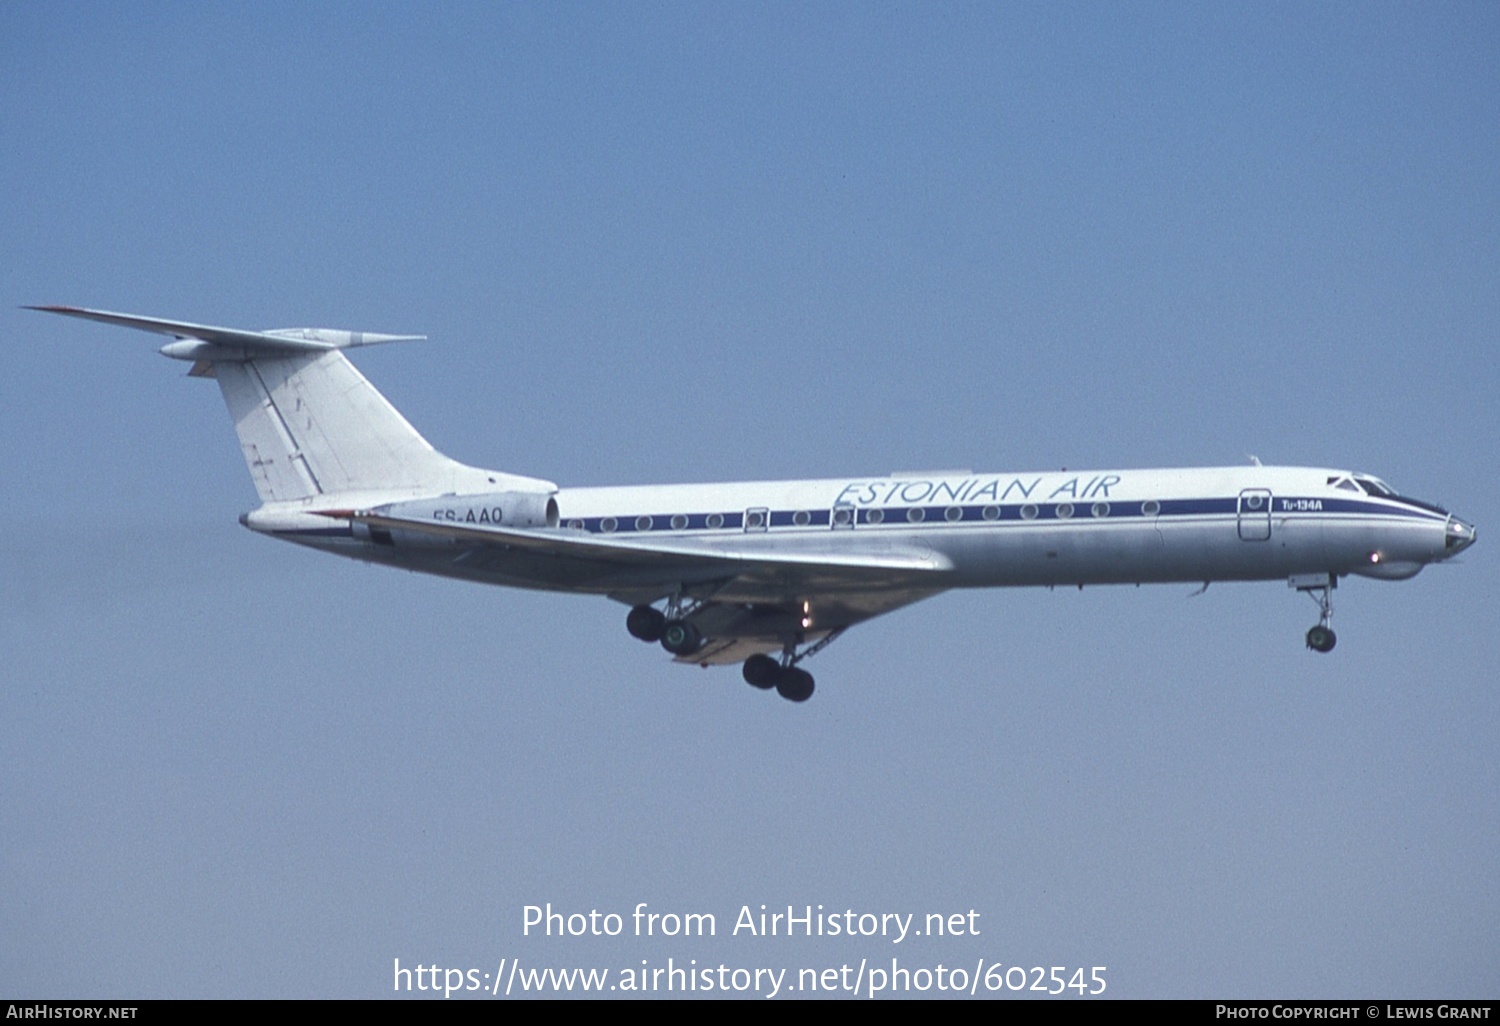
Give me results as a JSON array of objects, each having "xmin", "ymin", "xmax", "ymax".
[{"xmin": 2, "ymin": 2, "xmax": 1496, "ymax": 999}]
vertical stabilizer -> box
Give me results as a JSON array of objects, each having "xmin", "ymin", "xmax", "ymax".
[
  {"xmin": 28, "ymin": 306, "xmax": 556, "ymax": 503},
  {"xmin": 216, "ymin": 350, "xmax": 475, "ymax": 502}
]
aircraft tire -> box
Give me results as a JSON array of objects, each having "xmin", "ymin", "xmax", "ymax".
[
  {"xmin": 776, "ymin": 667, "xmax": 815, "ymax": 702},
  {"xmin": 1305, "ymin": 625, "xmax": 1336, "ymax": 653},
  {"xmin": 626, "ymin": 604, "xmax": 666, "ymax": 642},
  {"xmin": 660, "ymin": 620, "xmax": 704, "ymax": 656},
  {"xmin": 742, "ymin": 654, "xmax": 780, "ymax": 689}
]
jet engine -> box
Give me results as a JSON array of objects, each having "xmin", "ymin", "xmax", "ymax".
[
  {"xmin": 352, "ymin": 490, "xmax": 560, "ymax": 547},
  {"xmin": 405, "ymin": 491, "xmax": 561, "ymax": 529}
]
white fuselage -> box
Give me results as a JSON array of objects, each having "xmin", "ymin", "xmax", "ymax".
[{"xmin": 270, "ymin": 464, "xmax": 1469, "ymax": 601}]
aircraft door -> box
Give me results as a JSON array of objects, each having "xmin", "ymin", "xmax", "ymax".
[{"xmin": 1237, "ymin": 489, "xmax": 1272, "ymax": 541}]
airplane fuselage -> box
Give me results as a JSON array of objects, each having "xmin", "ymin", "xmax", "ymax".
[
  {"xmin": 257, "ymin": 464, "xmax": 1468, "ymax": 601},
  {"xmin": 36, "ymin": 305, "xmax": 1476, "ymax": 700}
]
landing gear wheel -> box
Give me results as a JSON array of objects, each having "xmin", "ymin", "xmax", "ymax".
[
  {"xmin": 1306, "ymin": 625, "xmax": 1337, "ymax": 653},
  {"xmin": 660, "ymin": 619, "xmax": 704, "ymax": 656},
  {"xmin": 1295, "ymin": 575, "xmax": 1338, "ymax": 655},
  {"xmin": 742, "ymin": 654, "xmax": 780, "ymax": 690},
  {"xmin": 776, "ymin": 667, "xmax": 815, "ymax": 702},
  {"xmin": 626, "ymin": 604, "xmax": 665, "ymax": 642}
]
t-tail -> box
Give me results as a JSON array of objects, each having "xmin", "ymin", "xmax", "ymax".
[{"xmin": 27, "ymin": 306, "xmax": 558, "ymax": 516}]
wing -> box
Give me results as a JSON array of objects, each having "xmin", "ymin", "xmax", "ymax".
[{"xmin": 345, "ymin": 508, "xmax": 952, "ymax": 664}]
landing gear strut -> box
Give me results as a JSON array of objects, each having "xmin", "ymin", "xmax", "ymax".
[{"xmin": 1292, "ymin": 574, "xmax": 1338, "ymax": 653}]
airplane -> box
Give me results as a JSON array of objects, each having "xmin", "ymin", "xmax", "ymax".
[{"xmin": 31, "ymin": 305, "xmax": 1476, "ymax": 702}]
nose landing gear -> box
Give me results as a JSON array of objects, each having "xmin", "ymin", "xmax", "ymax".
[
  {"xmin": 1291, "ymin": 574, "xmax": 1338, "ymax": 653},
  {"xmin": 1305, "ymin": 623, "xmax": 1336, "ymax": 653}
]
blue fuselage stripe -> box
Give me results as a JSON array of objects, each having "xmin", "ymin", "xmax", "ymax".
[{"xmin": 561, "ymin": 496, "xmax": 1445, "ymax": 536}]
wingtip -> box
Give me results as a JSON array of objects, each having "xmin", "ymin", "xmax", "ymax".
[{"xmin": 24, "ymin": 304, "xmax": 106, "ymax": 319}]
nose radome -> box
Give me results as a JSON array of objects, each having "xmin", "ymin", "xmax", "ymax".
[{"xmin": 1445, "ymin": 516, "xmax": 1476, "ymax": 555}]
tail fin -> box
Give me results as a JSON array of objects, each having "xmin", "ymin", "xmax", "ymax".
[
  {"xmin": 30, "ymin": 306, "xmax": 554, "ymax": 503},
  {"xmin": 213, "ymin": 348, "xmax": 490, "ymax": 502}
]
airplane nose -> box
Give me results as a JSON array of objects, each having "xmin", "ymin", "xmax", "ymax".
[{"xmin": 1445, "ymin": 516, "xmax": 1476, "ymax": 555}]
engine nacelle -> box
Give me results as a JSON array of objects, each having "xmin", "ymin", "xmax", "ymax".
[
  {"xmin": 397, "ymin": 491, "xmax": 561, "ymax": 529},
  {"xmin": 356, "ymin": 491, "xmax": 560, "ymax": 547}
]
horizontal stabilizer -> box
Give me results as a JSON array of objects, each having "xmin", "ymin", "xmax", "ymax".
[{"xmin": 26, "ymin": 305, "xmax": 424, "ymax": 360}]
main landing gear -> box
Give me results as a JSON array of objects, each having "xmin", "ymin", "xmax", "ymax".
[
  {"xmin": 742, "ymin": 629, "xmax": 845, "ymax": 703},
  {"xmin": 625, "ymin": 603, "xmax": 704, "ymax": 656},
  {"xmin": 1292, "ymin": 574, "xmax": 1338, "ymax": 653},
  {"xmin": 742, "ymin": 653, "xmax": 815, "ymax": 703},
  {"xmin": 624, "ymin": 603, "xmax": 839, "ymax": 702}
]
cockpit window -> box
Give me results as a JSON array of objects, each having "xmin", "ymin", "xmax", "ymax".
[
  {"xmin": 1332, "ymin": 472, "xmax": 1450, "ymax": 515},
  {"xmin": 1353, "ymin": 475, "xmax": 1396, "ymax": 497}
]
